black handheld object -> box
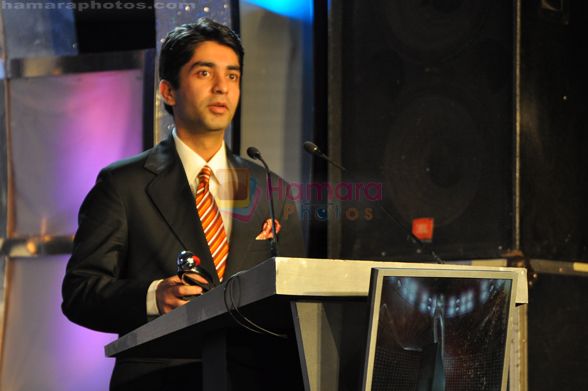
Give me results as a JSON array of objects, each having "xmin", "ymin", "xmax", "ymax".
[
  {"xmin": 176, "ymin": 250, "xmax": 214, "ymax": 292},
  {"xmin": 247, "ymin": 146, "xmax": 279, "ymax": 257}
]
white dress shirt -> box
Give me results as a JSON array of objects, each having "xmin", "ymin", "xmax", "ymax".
[{"xmin": 146, "ymin": 130, "xmax": 234, "ymax": 316}]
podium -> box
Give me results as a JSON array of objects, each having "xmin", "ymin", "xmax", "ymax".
[{"xmin": 106, "ymin": 257, "xmax": 528, "ymax": 390}]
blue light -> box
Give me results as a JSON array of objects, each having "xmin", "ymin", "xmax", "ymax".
[
  {"xmin": 447, "ymin": 297, "xmax": 456, "ymax": 317},
  {"xmin": 420, "ymin": 301, "xmax": 428, "ymax": 313},
  {"xmin": 430, "ymin": 297, "xmax": 437, "ymax": 316},
  {"xmin": 480, "ymin": 280, "xmax": 489, "ymax": 303},
  {"xmin": 243, "ymin": 0, "xmax": 313, "ymax": 20},
  {"xmin": 420, "ymin": 293, "xmax": 429, "ymax": 313},
  {"xmin": 408, "ymin": 280, "xmax": 417, "ymax": 304}
]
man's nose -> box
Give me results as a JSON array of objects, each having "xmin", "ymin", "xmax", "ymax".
[{"xmin": 213, "ymin": 75, "xmax": 228, "ymax": 94}]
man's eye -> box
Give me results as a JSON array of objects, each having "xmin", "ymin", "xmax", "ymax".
[
  {"xmin": 228, "ymin": 73, "xmax": 240, "ymax": 81},
  {"xmin": 197, "ymin": 70, "xmax": 210, "ymax": 77}
]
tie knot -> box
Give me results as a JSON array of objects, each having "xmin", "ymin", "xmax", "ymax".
[{"xmin": 198, "ymin": 166, "xmax": 212, "ymax": 185}]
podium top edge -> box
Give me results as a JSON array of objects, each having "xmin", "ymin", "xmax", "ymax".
[{"xmin": 270, "ymin": 257, "xmax": 528, "ymax": 304}]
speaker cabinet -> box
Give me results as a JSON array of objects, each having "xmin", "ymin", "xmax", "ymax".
[
  {"xmin": 328, "ymin": 0, "xmax": 588, "ymax": 262},
  {"xmin": 333, "ymin": 0, "xmax": 514, "ymax": 261},
  {"xmin": 520, "ymin": 0, "xmax": 588, "ymax": 260},
  {"xmin": 528, "ymin": 271, "xmax": 588, "ymax": 390}
]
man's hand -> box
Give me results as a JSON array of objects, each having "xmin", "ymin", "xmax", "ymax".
[{"xmin": 155, "ymin": 274, "xmax": 209, "ymax": 315}]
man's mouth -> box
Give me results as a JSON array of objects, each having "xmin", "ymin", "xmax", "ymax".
[{"xmin": 209, "ymin": 102, "xmax": 228, "ymax": 114}]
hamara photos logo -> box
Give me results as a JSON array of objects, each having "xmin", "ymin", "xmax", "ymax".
[{"xmin": 214, "ymin": 168, "xmax": 382, "ymax": 223}]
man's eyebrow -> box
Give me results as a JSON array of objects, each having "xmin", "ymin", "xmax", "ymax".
[
  {"xmin": 188, "ymin": 61, "xmax": 241, "ymax": 72},
  {"xmin": 189, "ymin": 61, "xmax": 214, "ymax": 71}
]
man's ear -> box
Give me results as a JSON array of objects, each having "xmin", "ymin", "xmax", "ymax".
[{"xmin": 159, "ymin": 80, "xmax": 176, "ymax": 106}]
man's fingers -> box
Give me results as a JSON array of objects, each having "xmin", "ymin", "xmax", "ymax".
[
  {"xmin": 164, "ymin": 296, "xmax": 188, "ymax": 308},
  {"xmin": 157, "ymin": 289, "xmax": 195, "ymax": 315},
  {"xmin": 163, "ymin": 275, "xmax": 183, "ymax": 285},
  {"xmin": 181, "ymin": 273, "xmax": 210, "ymax": 287},
  {"xmin": 182, "ymin": 272, "xmax": 208, "ymax": 284},
  {"xmin": 173, "ymin": 284, "xmax": 203, "ymax": 297},
  {"xmin": 156, "ymin": 275, "xmax": 203, "ymax": 315}
]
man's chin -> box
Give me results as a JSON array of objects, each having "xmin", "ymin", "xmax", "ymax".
[
  {"xmin": 204, "ymin": 118, "xmax": 233, "ymax": 132},
  {"xmin": 206, "ymin": 125, "xmax": 229, "ymax": 133}
]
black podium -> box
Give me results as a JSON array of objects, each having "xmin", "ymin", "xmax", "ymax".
[{"xmin": 106, "ymin": 257, "xmax": 528, "ymax": 390}]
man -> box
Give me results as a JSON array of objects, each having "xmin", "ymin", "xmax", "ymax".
[{"xmin": 62, "ymin": 18, "xmax": 305, "ymax": 390}]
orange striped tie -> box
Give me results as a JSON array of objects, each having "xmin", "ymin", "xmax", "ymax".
[{"xmin": 196, "ymin": 166, "xmax": 228, "ymax": 280}]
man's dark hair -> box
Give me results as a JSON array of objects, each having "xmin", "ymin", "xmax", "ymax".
[{"xmin": 159, "ymin": 18, "xmax": 244, "ymax": 116}]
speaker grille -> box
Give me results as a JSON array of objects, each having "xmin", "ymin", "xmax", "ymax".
[{"xmin": 337, "ymin": 0, "xmax": 514, "ymax": 261}]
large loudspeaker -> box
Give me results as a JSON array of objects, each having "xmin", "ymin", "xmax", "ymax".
[
  {"xmin": 335, "ymin": 0, "xmax": 514, "ymax": 261},
  {"xmin": 332, "ymin": 0, "xmax": 588, "ymax": 262},
  {"xmin": 520, "ymin": 0, "xmax": 588, "ymax": 260},
  {"xmin": 528, "ymin": 271, "xmax": 588, "ymax": 390}
]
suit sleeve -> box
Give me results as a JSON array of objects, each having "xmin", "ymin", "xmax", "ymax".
[{"xmin": 62, "ymin": 169, "xmax": 151, "ymax": 335}]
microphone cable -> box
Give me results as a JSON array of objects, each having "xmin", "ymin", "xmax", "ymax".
[{"xmin": 222, "ymin": 271, "xmax": 288, "ymax": 339}]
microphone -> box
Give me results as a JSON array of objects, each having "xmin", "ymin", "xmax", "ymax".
[
  {"xmin": 303, "ymin": 141, "xmax": 346, "ymax": 171},
  {"xmin": 246, "ymin": 146, "xmax": 279, "ymax": 257},
  {"xmin": 303, "ymin": 141, "xmax": 444, "ymax": 264}
]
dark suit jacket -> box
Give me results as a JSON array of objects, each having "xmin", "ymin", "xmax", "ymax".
[{"xmin": 62, "ymin": 135, "xmax": 305, "ymax": 390}]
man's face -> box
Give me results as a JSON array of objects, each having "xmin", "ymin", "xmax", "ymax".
[{"xmin": 165, "ymin": 41, "xmax": 241, "ymax": 134}]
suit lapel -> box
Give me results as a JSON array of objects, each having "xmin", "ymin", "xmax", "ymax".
[{"xmin": 144, "ymin": 136, "xmax": 220, "ymax": 286}]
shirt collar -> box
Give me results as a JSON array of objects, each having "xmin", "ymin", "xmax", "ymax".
[{"xmin": 172, "ymin": 129, "xmax": 229, "ymax": 186}]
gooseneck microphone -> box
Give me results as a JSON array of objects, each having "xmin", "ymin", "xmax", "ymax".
[
  {"xmin": 246, "ymin": 146, "xmax": 278, "ymax": 257},
  {"xmin": 303, "ymin": 141, "xmax": 444, "ymax": 264},
  {"xmin": 303, "ymin": 141, "xmax": 347, "ymax": 171}
]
